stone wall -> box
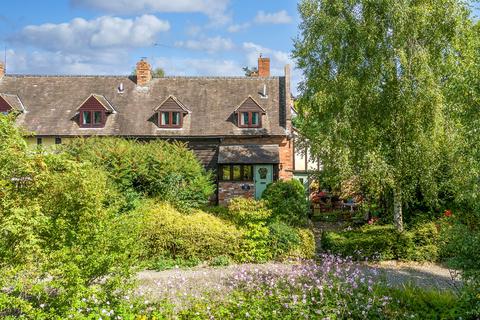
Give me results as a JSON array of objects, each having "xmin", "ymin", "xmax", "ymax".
[{"xmin": 218, "ymin": 181, "xmax": 255, "ymax": 206}]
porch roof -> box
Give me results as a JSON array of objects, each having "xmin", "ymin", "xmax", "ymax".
[{"xmin": 218, "ymin": 144, "xmax": 279, "ymax": 164}]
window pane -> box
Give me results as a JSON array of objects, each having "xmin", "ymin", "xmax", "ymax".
[
  {"xmin": 232, "ymin": 165, "xmax": 241, "ymax": 180},
  {"xmin": 222, "ymin": 165, "xmax": 231, "ymax": 181},
  {"xmin": 55, "ymin": 137, "xmax": 62, "ymax": 145},
  {"xmin": 82, "ymin": 111, "xmax": 91, "ymax": 124},
  {"xmin": 172, "ymin": 112, "xmax": 180, "ymax": 125},
  {"xmin": 161, "ymin": 112, "xmax": 170, "ymax": 125},
  {"xmin": 252, "ymin": 112, "xmax": 259, "ymax": 125},
  {"xmin": 240, "ymin": 112, "xmax": 248, "ymax": 126},
  {"xmin": 242, "ymin": 165, "xmax": 253, "ymax": 181},
  {"xmin": 94, "ymin": 111, "xmax": 102, "ymax": 124}
]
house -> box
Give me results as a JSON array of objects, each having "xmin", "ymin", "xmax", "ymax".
[{"xmin": 0, "ymin": 57, "xmax": 294, "ymax": 204}]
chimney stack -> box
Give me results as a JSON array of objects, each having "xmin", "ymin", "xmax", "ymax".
[
  {"xmin": 258, "ymin": 55, "xmax": 270, "ymax": 77},
  {"xmin": 0, "ymin": 62, "xmax": 4, "ymax": 79},
  {"xmin": 136, "ymin": 58, "xmax": 152, "ymax": 86}
]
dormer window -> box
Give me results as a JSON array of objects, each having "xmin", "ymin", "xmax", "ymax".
[
  {"xmin": 81, "ymin": 110, "xmax": 103, "ymax": 127},
  {"xmin": 0, "ymin": 93, "xmax": 26, "ymax": 115},
  {"xmin": 239, "ymin": 111, "xmax": 261, "ymax": 128},
  {"xmin": 76, "ymin": 94, "xmax": 116, "ymax": 128},
  {"xmin": 154, "ymin": 96, "xmax": 191, "ymax": 129},
  {"xmin": 234, "ymin": 96, "xmax": 266, "ymax": 129},
  {"xmin": 160, "ymin": 111, "xmax": 182, "ymax": 127}
]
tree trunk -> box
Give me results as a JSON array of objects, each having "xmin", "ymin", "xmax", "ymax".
[{"xmin": 393, "ymin": 189, "xmax": 404, "ymax": 232}]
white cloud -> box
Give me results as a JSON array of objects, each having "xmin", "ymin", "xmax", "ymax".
[
  {"xmin": 254, "ymin": 10, "xmax": 292, "ymax": 24},
  {"xmin": 243, "ymin": 42, "xmax": 291, "ymax": 67},
  {"xmin": 227, "ymin": 22, "xmax": 251, "ymax": 33},
  {"xmin": 175, "ymin": 36, "xmax": 234, "ymax": 53},
  {"xmin": 5, "ymin": 49, "xmax": 132, "ymax": 75},
  {"xmin": 71, "ymin": 0, "xmax": 231, "ymax": 25},
  {"xmin": 17, "ymin": 15, "xmax": 170, "ymax": 52},
  {"xmin": 153, "ymin": 57, "xmax": 243, "ymax": 76}
]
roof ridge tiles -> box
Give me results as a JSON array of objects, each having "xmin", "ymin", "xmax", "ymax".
[{"xmin": 5, "ymin": 74, "xmax": 280, "ymax": 80}]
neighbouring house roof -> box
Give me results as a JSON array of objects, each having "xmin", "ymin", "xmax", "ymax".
[
  {"xmin": 218, "ymin": 144, "xmax": 280, "ymax": 164},
  {"xmin": 0, "ymin": 93, "xmax": 26, "ymax": 113},
  {"xmin": 1, "ymin": 75, "xmax": 288, "ymax": 137}
]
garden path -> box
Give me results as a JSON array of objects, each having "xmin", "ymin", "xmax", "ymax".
[{"xmin": 137, "ymin": 259, "xmax": 461, "ymax": 303}]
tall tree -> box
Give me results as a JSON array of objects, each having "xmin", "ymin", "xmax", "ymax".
[{"xmin": 293, "ymin": 0, "xmax": 476, "ymax": 231}]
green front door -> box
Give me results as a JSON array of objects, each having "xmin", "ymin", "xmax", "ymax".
[{"xmin": 254, "ymin": 164, "xmax": 273, "ymax": 199}]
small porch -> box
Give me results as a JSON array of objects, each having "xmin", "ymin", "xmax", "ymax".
[{"xmin": 217, "ymin": 144, "xmax": 280, "ymax": 205}]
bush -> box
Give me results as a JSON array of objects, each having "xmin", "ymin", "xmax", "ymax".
[
  {"xmin": 226, "ymin": 198, "xmax": 272, "ymax": 262},
  {"xmin": 268, "ymin": 221, "xmax": 301, "ymax": 258},
  {"xmin": 0, "ymin": 119, "xmax": 141, "ymax": 318},
  {"xmin": 289, "ymin": 228, "xmax": 316, "ymax": 259},
  {"xmin": 225, "ymin": 197, "xmax": 271, "ymax": 225},
  {"xmin": 322, "ymin": 223, "xmax": 439, "ymax": 261},
  {"xmin": 62, "ymin": 137, "xmax": 215, "ymax": 210},
  {"xmin": 209, "ymin": 255, "xmax": 231, "ymax": 267},
  {"xmin": 140, "ymin": 202, "xmax": 242, "ymax": 262},
  {"xmin": 262, "ymin": 179, "xmax": 309, "ymax": 226}
]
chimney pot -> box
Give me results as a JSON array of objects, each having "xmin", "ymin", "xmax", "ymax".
[
  {"xmin": 136, "ymin": 58, "xmax": 152, "ymax": 86},
  {"xmin": 258, "ymin": 56, "xmax": 270, "ymax": 77}
]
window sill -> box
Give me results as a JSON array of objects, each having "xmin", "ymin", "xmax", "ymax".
[{"xmin": 156, "ymin": 127, "xmax": 184, "ymax": 130}]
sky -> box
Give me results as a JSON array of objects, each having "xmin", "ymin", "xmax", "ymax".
[{"xmin": 0, "ymin": 0, "xmax": 301, "ymax": 92}]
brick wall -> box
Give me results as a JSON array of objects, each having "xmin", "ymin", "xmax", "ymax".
[
  {"xmin": 218, "ymin": 181, "xmax": 255, "ymax": 205},
  {"xmin": 278, "ymin": 137, "xmax": 293, "ymax": 180}
]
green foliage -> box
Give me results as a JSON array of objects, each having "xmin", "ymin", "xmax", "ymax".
[
  {"xmin": 0, "ymin": 118, "xmax": 142, "ymax": 318},
  {"xmin": 62, "ymin": 137, "xmax": 215, "ymax": 210},
  {"xmin": 261, "ymin": 179, "xmax": 309, "ymax": 226},
  {"xmin": 209, "ymin": 255, "xmax": 231, "ymax": 267},
  {"xmin": 224, "ymin": 198, "xmax": 272, "ymax": 262},
  {"xmin": 441, "ymin": 210, "xmax": 480, "ymax": 317},
  {"xmin": 140, "ymin": 201, "xmax": 242, "ymax": 262},
  {"xmin": 268, "ymin": 221, "xmax": 301, "ymax": 258},
  {"xmin": 378, "ymin": 285, "xmax": 466, "ymax": 319},
  {"xmin": 225, "ymin": 197, "xmax": 272, "ymax": 225},
  {"xmin": 322, "ymin": 223, "xmax": 439, "ymax": 261},
  {"xmin": 293, "ymin": 0, "xmax": 477, "ymax": 231}
]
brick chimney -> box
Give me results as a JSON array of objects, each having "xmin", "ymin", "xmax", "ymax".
[
  {"xmin": 136, "ymin": 58, "xmax": 152, "ymax": 86},
  {"xmin": 0, "ymin": 62, "xmax": 4, "ymax": 79},
  {"xmin": 258, "ymin": 55, "xmax": 270, "ymax": 77}
]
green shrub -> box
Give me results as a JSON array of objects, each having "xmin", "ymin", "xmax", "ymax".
[
  {"xmin": 268, "ymin": 221, "xmax": 301, "ymax": 258},
  {"xmin": 292, "ymin": 228, "xmax": 316, "ymax": 259},
  {"xmin": 140, "ymin": 202, "xmax": 242, "ymax": 261},
  {"xmin": 209, "ymin": 255, "xmax": 231, "ymax": 267},
  {"xmin": 0, "ymin": 119, "xmax": 141, "ymax": 318},
  {"xmin": 379, "ymin": 285, "xmax": 467, "ymax": 319},
  {"xmin": 322, "ymin": 223, "xmax": 439, "ymax": 261},
  {"xmin": 62, "ymin": 137, "xmax": 215, "ymax": 210},
  {"xmin": 226, "ymin": 198, "xmax": 272, "ymax": 263},
  {"xmin": 226, "ymin": 197, "xmax": 271, "ymax": 225},
  {"xmin": 261, "ymin": 179, "xmax": 309, "ymax": 226}
]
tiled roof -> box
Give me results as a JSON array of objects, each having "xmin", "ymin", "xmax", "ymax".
[
  {"xmin": 218, "ymin": 144, "xmax": 280, "ymax": 164},
  {"xmin": 0, "ymin": 93, "xmax": 26, "ymax": 113},
  {"xmin": 1, "ymin": 75, "xmax": 288, "ymax": 137}
]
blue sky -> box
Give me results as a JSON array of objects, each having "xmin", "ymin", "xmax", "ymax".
[{"xmin": 0, "ymin": 0, "xmax": 301, "ymax": 91}]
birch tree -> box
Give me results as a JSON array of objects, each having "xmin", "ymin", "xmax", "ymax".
[{"xmin": 293, "ymin": 0, "xmax": 477, "ymax": 231}]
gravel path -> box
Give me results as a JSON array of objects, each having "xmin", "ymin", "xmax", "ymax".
[{"xmin": 137, "ymin": 260, "xmax": 461, "ymax": 303}]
